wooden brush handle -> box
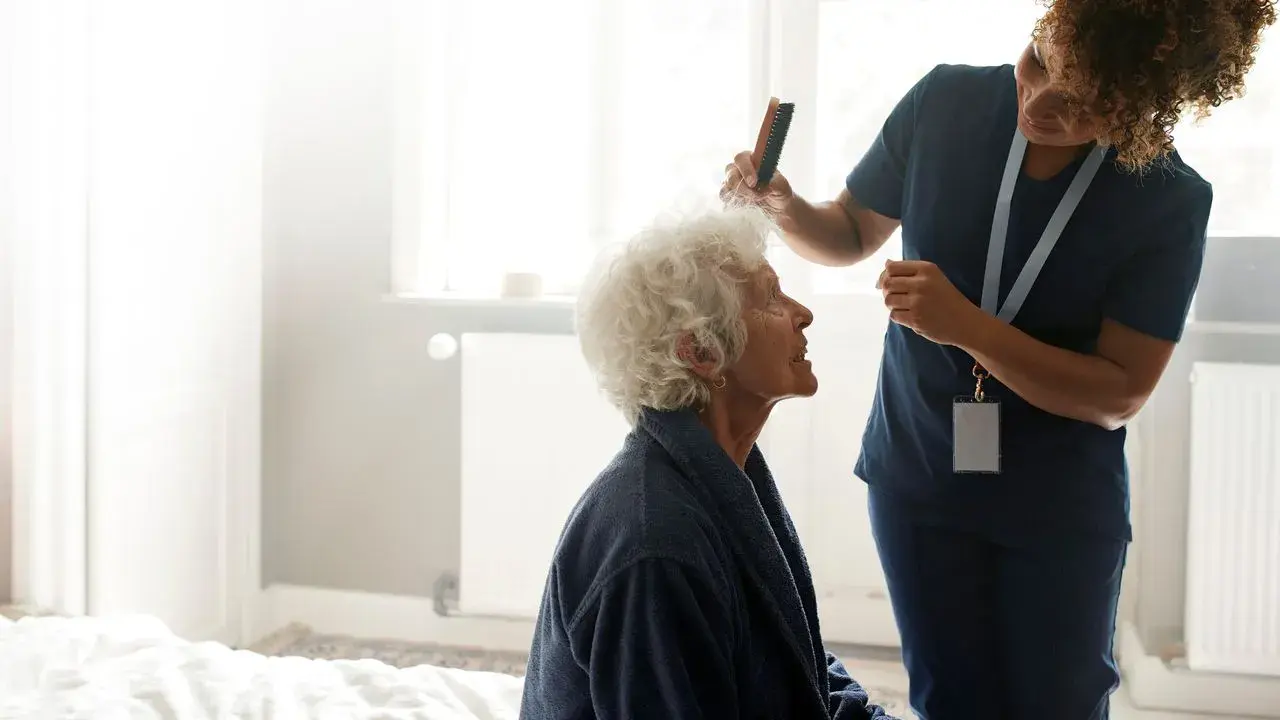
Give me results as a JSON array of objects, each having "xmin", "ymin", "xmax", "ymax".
[{"xmin": 751, "ymin": 97, "xmax": 780, "ymax": 168}]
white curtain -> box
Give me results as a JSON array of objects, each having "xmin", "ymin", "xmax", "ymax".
[
  {"xmin": 6, "ymin": 0, "xmax": 264, "ymax": 639},
  {"xmin": 0, "ymin": 0, "xmax": 16, "ymax": 604},
  {"xmin": 7, "ymin": 0, "xmax": 92, "ymax": 616}
]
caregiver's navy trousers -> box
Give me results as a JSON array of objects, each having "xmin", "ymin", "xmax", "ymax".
[{"xmin": 869, "ymin": 490, "xmax": 1128, "ymax": 720}]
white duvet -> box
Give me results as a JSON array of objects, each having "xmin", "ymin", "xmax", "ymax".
[{"xmin": 0, "ymin": 615, "xmax": 525, "ymax": 719}]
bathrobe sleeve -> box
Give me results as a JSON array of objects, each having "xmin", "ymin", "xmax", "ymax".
[
  {"xmin": 827, "ymin": 652, "xmax": 897, "ymax": 719},
  {"xmin": 570, "ymin": 557, "xmax": 739, "ymax": 719}
]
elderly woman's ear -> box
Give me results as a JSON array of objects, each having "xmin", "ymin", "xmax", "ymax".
[{"xmin": 676, "ymin": 335, "xmax": 721, "ymax": 382}]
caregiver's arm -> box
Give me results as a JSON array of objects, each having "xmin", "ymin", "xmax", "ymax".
[
  {"xmin": 956, "ymin": 316, "xmax": 1174, "ymax": 431},
  {"xmin": 573, "ymin": 557, "xmax": 740, "ymax": 719},
  {"xmin": 775, "ymin": 189, "xmax": 901, "ymax": 268},
  {"xmin": 959, "ymin": 189, "xmax": 1208, "ymax": 430},
  {"xmin": 727, "ymin": 68, "xmax": 931, "ymax": 267},
  {"xmin": 723, "ymin": 150, "xmax": 900, "ymax": 267}
]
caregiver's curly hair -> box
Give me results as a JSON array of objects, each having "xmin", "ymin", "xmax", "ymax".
[
  {"xmin": 575, "ymin": 206, "xmax": 772, "ymax": 425},
  {"xmin": 1035, "ymin": 0, "xmax": 1277, "ymax": 172}
]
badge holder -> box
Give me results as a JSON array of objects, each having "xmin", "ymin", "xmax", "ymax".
[{"xmin": 953, "ymin": 363, "xmax": 1001, "ymax": 474}]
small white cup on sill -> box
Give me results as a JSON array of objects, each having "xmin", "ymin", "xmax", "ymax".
[{"xmin": 500, "ymin": 272, "xmax": 544, "ymax": 299}]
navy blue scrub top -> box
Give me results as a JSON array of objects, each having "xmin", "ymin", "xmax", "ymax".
[{"xmin": 849, "ymin": 64, "xmax": 1212, "ymax": 544}]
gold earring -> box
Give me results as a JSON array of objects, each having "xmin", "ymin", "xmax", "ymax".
[{"xmin": 713, "ymin": 376, "xmax": 726, "ymax": 390}]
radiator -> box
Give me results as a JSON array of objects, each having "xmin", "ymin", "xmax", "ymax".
[
  {"xmin": 458, "ymin": 333, "xmax": 631, "ymax": 619},
  {"xmin": 1185, "ymin": 361, "xmax": 1280, "ymax": 677}
]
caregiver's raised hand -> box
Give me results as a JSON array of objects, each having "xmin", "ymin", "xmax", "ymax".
[
  {"xmin": 719, "ymin": 150, "xmax": 794, "ymax": 215},
  {"xmin": 720, "ymin": 151, "xmax": 898, "ymax": 268}
]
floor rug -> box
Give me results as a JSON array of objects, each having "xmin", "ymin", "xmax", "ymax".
[{"xmin": 257, "ymin": 626, "xmax": 916, "ymax": 717}]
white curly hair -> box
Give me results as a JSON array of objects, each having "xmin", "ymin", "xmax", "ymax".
[{"xmin": 576, "ymin": 205, "xmax": 775, "ymax": 425}]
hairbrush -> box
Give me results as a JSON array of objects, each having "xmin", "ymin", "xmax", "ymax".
[{"xmin": 751, "ymin": 97, "xmax": 795, "ymax": 188}]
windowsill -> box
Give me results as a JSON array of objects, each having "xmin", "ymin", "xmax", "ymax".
[
  {"xmin": 386, "ymin": 288, "xmax": 885, "ymax": 313},
  {"xmin": 1184, "ymin": 319, "xmax": 1280, "ymax": 336},
  {"xmin": 386, "ymin": 291, "xmax": 577, "ymax": 309},
  {"xmin": 386, "ymin": 295, "xmax": 1280, "ymax": 336},
  {"xmin": 383, "ymin": 291, "xmax": 578, "ymax": 334}
]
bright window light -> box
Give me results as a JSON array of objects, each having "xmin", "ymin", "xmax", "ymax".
[
  {"xmin": 415, "ymin": 0, "xmax": 752, "ymax": 298},
  {"xmin": 406, "ymin": 0, "xmax": 1280, "ymax": 299}
]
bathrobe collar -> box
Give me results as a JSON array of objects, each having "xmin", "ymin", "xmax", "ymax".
[{"xmin": 638, "ymin": 408, "xmax": 828, "ymax": 713}]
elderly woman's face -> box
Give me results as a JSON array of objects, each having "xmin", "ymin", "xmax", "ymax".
[{"xmin": 726, "ymin": 263, "xmax": 817, "ymax": 401}]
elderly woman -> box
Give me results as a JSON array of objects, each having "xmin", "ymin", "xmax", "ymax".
[{"xmin": 519, "ymin": 207, "xmax": 892, "ymax": 720}]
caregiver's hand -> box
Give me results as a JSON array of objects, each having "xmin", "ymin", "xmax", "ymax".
[
  {"xmin": 719, "ymin": 151, "xmax": 795, "ymax": 215},
  {"xmin": 879, "ymin": 260, "xmax": 984, "ymax": 347}
]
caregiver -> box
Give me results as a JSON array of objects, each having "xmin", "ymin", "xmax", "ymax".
[{"xmin": 721, "ymin": 1, "xmax": 1277, "ymax": 719}]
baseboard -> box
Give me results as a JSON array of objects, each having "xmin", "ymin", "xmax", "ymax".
[
  {"xmin": 1118, "ymin": 621, "xmax": 1280, "ymax": 718},
  {"xmin": 816, "ymin": 592, "xmax": 901, "ymax": 649},
  {"xmin": 251, "ymin": 584, "xmax": 537, "ymax": 654}
]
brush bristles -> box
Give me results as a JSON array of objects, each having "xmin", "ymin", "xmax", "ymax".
[{"xmin": 756, "ymin": 102, "xmax": 794, "ymax": 187}]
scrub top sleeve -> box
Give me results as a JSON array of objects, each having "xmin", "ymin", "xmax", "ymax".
[
  {"xmin": 845, "ymin": 65, "xmax": 938, "ymax": 220},
  {"xmin": 1102, "ymin": 183, "xmax": 1213, "ymax": 343}
]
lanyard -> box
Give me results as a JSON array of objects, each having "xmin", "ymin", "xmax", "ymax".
[{"xmin": 981, "ymin": 130, "xmax": 1106, "ymax": 323}]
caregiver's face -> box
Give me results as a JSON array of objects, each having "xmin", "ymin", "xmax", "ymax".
[
  {"xmin": 725, "ymin": 263, "xmax": 817, "ymax": 401},
  {"xmin": 1014, "ymin": 39, "xmax": 1100, "ymax": 147}
]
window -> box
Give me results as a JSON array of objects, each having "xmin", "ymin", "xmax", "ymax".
[
  {"xmin": 400, "ymin": 0, "xmax": 761, "ymax": 298},
  {"xmin": 1173, "ymin": 34, "xmax": 1280, "ymax": 237},
  {"xmin": 396, "ymin": 0, "xmax": 1280, "ymax": 300}
]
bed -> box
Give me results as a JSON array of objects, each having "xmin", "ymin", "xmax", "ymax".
[{"xmin": 0, "ymin": 614, "xmax": 525, "ymax": 719}]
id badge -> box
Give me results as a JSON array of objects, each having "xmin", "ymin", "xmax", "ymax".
[{"xmin": 953, "ymin": 396, "xmax": 1001, "ymax": 474}]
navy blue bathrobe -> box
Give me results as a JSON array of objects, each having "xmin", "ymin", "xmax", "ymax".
[{"xmin": 520, "ymin": 408, "xmax": 894, "ymax": 720}]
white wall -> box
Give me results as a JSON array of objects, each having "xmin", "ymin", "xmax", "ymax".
[
  {"xmin": 262, "ymin": 0, "xmax": 575, "ymax": 598},
  {"xmin": 260, "ymin": 0, "xmax": 1252, "ymax": 654}
]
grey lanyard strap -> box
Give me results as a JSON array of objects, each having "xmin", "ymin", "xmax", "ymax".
[{"xmin": 981, "ymin": 130, "xmax": 1106, "ymax": 322}]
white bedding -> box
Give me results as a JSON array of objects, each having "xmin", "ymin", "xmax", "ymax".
[{"xmin": 0, "ymin": 614, "xmax": 525, "ymax": 719}]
